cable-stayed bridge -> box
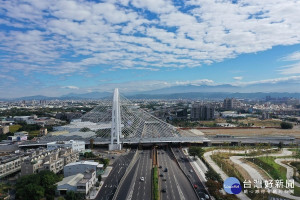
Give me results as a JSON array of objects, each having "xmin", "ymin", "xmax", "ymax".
[
  {"xmin": 80, "ymin": 88, "xmax": 208, "ymax": 150},
  {"xmin": 19, "ymin": 88, "xmax": 208, "ymax": 150}
]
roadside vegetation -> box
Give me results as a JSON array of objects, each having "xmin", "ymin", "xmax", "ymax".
[
  {"xmin": 153, "ymin": 166, "xmax": 159, "ymax": 200},
  {"xmin": 204, "ymin": 167, "xmax": 239, "ymax": 200},
  {"xmin": 211, "ymin": 153, "xmax": 244, "ymax": 182}
]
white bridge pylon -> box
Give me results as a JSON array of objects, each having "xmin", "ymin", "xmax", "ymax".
[{"xmin": 109, "ymin": 88, "xmax": 122, "ymax": 151}]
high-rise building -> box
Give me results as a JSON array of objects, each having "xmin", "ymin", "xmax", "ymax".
[
  {"xmin": 223, "ymin": 98, "xmax": 240, "ymax": 110},
  {"xmin": 191, "ymin": 104, "xmax": 215, "ymax": 120}
]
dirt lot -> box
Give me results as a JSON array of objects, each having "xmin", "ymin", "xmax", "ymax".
[{"xmin": 201, "ymin": 127, "xmax": 300, "ymax": 138}]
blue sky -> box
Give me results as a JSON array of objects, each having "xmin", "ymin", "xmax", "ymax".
[{"xmin": 0, "ymin": 0, "xmax": 300, "ymax": 98}]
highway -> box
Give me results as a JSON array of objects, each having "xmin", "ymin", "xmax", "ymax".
[
  {"xmin": 96, "ymin": 150, "xmax": 135, "ymax": 200},
  {"xmin": 114, "ymin": 150, "xmax": 152, "ymax": 200},
  {"xmin": 157, "ymin": 148, "xmax": 198, "ymax": 200},
  {"xmin": 172, "ymin": 147, "xmax": 210, "ymax": 200},
  {"xmin": 130, "ymin": 150, "xmax": 152, "ymax": 200}
]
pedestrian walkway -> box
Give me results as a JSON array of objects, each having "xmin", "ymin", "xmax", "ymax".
[
  {"xmin": 275, "ymin": 158, "xmax": 300, "ymax": 187},
  {"xmin": 88, "ymin": 181, "xmax": 104, "ymax": 199},
  {"xmin": 102, "ymin": 166, "xmax": 112, "ymax": 178},
  {"xmin": 203, "ymin": 151, "xmax": 251, "ymax": 200}
]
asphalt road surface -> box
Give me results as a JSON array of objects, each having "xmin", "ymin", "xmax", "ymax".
[
  {"xmin": 172, "ymin": 147, "xmax": 210, "ymax": 200},
  {"xmin": 96, "ymin": 150, "xmax": 135, "ymax": 200},
  {"xmin": 157, "ymin": 148, "xmax": 198, "ymax": 200},
  {"xmin": 115, "ymin": 150, "xmax": 152, "ymax": 200}
]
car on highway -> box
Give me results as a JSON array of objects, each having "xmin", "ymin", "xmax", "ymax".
[
  {"xmin": 140, "ymin": 177, "xmax": 145, "ymax": 182},
  {"xmin": 194, "ymin": 184, "xmax": 198, "ymax": 189},
  {"xmin": 204, "ymin": 194, "xmax": 209, "ymax": 199},
  {"xmin": 159, "ymin": 165, "xmax": 162, "ymax": 168},
  {"xmin": 159, "ymin": 174, "xmax": 164, "ymax": 177},
  {"xmin": 189, "ymin": 169, "xmax": 193, "ymax": 173},
  {"xmin": 164, "ymin": 168, "xmax": 168, "ymax": 172},
  {"xmin": 162, "ymin": 178, "xmax": 166, "ymax": 181},
  {"xmin": 161, "ymin": 188, "xmax": 166, "ymax": 193}
]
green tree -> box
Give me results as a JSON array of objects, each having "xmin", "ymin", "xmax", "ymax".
[
  {"xmin": 79, "ymin": 127, "xmax": 91, "ymax": 132},
  {"xmin": 65, "ymin": 191, "xmax": 85, "ymax": 200},
  {"xmin": 15, "ymin": 171, "xmax": 62, "ymax": 200},
  {"xmin": 205, "ymin": 167, "xmax": 222, "ymax": 182},
  {"xmin": 98, "ymin": 174, "xmax": 102, "ymax": 182},
  {"xmin": 16, "ymin": 183, "xmax": 44, "ymax": 200},
  {"xmin": 280, "ymin": 121, "xmax": 293, "ymax": 129},
  {"xmin": 188, "ymin": 146, "xmax": 205, "ymax": 158},
  {"xmin": 188, "ymin": 146, "xmax": 198, "ymax": 158}
]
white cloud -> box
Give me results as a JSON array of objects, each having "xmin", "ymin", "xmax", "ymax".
[
  {"xmin": 233, "ymin": 76, "xmax": 243, "ymax": 81},
  {"xmin": 0, "ymin": 0, "xmax": 300, "ymax": 91},
  {"xmin": 61, "ymin": 85, "xmax": 79, "ymax": 90},
  {"xmin": 278, "ymin": 63, "xmax": 300, "ymax": 75},
  {"xmin": 278, "ymin": 51, "xmax": 300, "ymax": 75},
  {"xmin": 281, "ymin": 51, "xmax": 300, "ymax": 61},
  {"xmin": 235, "ymin": 76, "xmax": 300, "ymax": 86}
]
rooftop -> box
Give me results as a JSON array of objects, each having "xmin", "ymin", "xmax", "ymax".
[
  {"xmin": 57, "ymin": 173, "xmax": 84, "ymax": 187},
  {"xmin": 65, "ymin": 160, "xmax": 103, "ymax": 168}
]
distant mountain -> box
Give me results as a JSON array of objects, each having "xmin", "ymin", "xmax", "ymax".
[
  {"xmin": 13, "ymin": 95, "xmax": 56, "ymax": 101},
  {"xmin": 146, "ymin": 84, "xmax": 239, "ymax": 94},
  {"xmin": 2, "ymin": 82, "xmax": 300, "ymax": 101},
  {"xmin": 61, "ymin": 92, "xmax": 112, "ymax": 99},
  {"xmin": 127, "ymin": 92, "xmax": 300, "ymax": 99}
]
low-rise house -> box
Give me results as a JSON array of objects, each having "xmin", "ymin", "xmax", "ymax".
[
  {"xmin": 47, "ymin": 140, "xmax": 85, "ymax": 152},
  {"xmin": 64, "ymin": 161, "xmax": 103, "ymax": 177},
  {"xmin": 56, "ymin": 169, "xmax": 96, "ymax": 196}
]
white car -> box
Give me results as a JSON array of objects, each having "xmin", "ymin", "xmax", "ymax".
[{"xmin": 140, "ymin": 177, "xmax": 145, "ymax": 182}]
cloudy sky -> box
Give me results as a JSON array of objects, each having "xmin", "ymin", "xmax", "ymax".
[{"xmin": 1, "ymin": 0, "xmax": 300, "ymax": 97}]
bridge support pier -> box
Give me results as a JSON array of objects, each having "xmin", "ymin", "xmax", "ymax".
[{"xmin": 109, "ymin": 88, "xmax": 122, "ymax": 151}]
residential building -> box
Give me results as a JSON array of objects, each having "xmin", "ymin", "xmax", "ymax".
[
  {"xmin": 56, "ymin": 169, "xmax": 96, "ymax": 196},
  {"xmin": 0, "ymin": 126, "xmax": 9, "ymax": 134},
  {"xmin": 191, "ymin": 104, "xmax": 215, "ymax": 120},
  {"xmin": 261, "ymin": 112, "xmax": 270, "ymax": 120},
  {"xmin": 223, "ymin": 98, "xmax": 240, "ymax": 110},
  {"xmin": 0, "ymin": 153, "xmax": 29, "ymax": 178},
  {"xmin": 39, "ymin": 128, "xmax": 48, "ymax": 136},
  {"xmin": 64, "ymin": 161, "xmax": 103, "ymax": 177},
  {"xmin": 47, "ymin": 140, "xmax": 85, "ymax": 152},
  {"xmin": 21, "ymin": 147, "xmax": 79, "ymax": 176}
]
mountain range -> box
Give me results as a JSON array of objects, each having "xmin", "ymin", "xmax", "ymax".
[{"xmin": 1, "ymin": 84, "xmax": 300, "ymax": 101}]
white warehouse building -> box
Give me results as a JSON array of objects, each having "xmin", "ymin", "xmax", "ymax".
[
  {"xmin": 47, "ymin": 140, "xmax": 85, "ymax": 152},
  {"xmin": 64, "ymin": 161, "xmax": 103, "ymax": 177}
]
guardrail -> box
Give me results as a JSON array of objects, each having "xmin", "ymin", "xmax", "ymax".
[{"xmin": 112, "ymin": 149, "xmax": 139, "ymax": 200}]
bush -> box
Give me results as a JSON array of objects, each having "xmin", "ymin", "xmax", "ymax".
[{"xmin": 280, "ymin": 121, "xmax": 293, "ymax": 129}]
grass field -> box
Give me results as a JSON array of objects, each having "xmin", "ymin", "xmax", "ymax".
[
  {"xmin": 29, "ymin": 130, "xmax": 40, "ymax": 137},
  {"xmin": 201, "ymin": 127, "xmax": 300, "ymax": 137},
  {"xmin": 247, "ymin": 157, "xmax": 287, "ymax": 181},
  {"xmin": 9, "ymin": 124, "xmax": 22, "ymax": 133}
]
